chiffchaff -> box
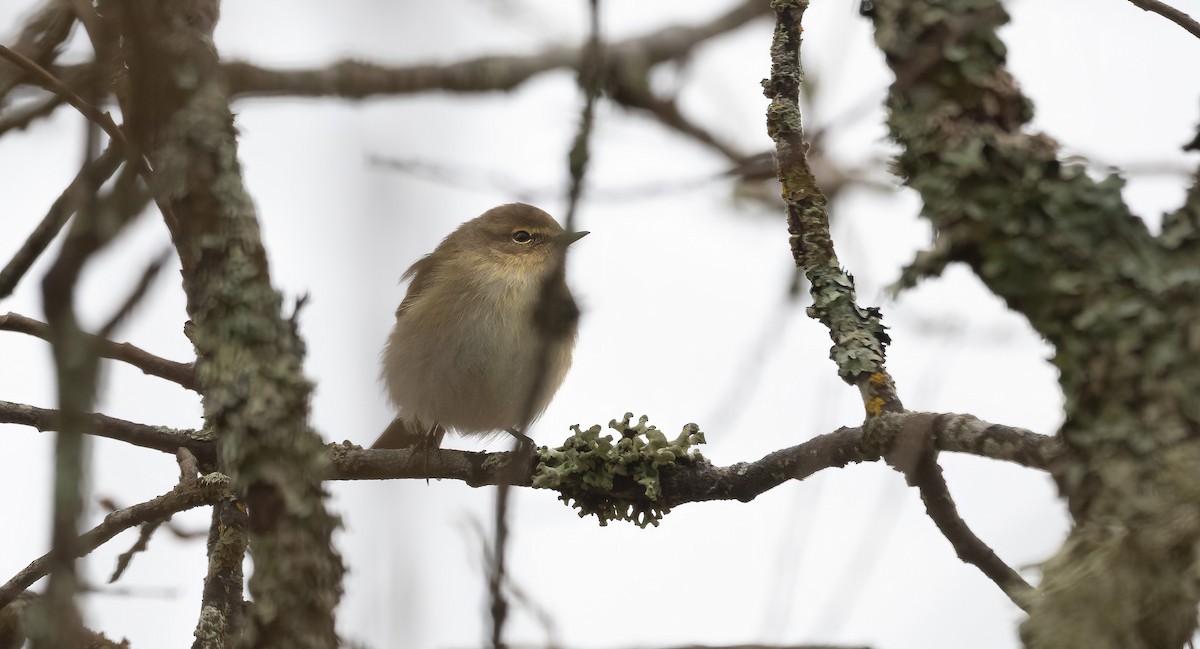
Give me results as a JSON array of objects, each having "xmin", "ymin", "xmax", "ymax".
[{"xmin": 372, "ymin": 203, "xmax": 588, "ymax": 449}]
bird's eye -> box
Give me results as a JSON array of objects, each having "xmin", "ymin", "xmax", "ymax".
[{"xmin": 512, "ymin": 230, "xmax": 532, "ymax": 243}]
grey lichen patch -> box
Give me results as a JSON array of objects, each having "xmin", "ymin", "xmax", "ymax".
[
  {"xmin": 326, "ymin": 440, "xmax": 361, "ymax": 465},
  {"xmin": 533, "ymin": 414, "xmax": 706, "ymax": 527},
  {"xmin": 200, "ymin": 471, "xmax": 231, "ymax": 487},
  {"xmin": 192, "ymin": 605, "xmax": 225, "ymax": 649}
]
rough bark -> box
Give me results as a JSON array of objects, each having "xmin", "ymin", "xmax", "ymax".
[
  {"xmin": 869, "ymin": 0, "xmax": 1200, "ymax": 645},
  {"xmin": 112, "ymin": 1, "xmax": 345, "ymax": 647}
]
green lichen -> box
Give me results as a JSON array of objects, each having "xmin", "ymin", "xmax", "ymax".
[
  {"xmin": 533, "ymin": 414, "xmax": 706, "ymax": 527},
  {"xmin": 200, "ymin": 471, "xmax": 231, "ymax": 487}
]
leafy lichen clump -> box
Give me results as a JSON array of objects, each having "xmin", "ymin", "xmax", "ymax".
[{"xmin": 533, "ymin": 414, "xmax": 705, "ymax": 528}]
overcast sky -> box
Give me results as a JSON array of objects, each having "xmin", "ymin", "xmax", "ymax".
[{"xmin": 1, "ymin": 1, "xmax": 1198, "ymax": 648}]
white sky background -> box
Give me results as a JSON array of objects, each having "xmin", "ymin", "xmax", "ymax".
[{"xmin": 1, "ymin": 0, "xmax": 1198, "ymax": 648}]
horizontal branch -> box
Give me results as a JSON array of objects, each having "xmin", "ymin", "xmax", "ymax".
[
  {"xmin": 220, "ymin": 0, "xmax": 767, "ymax": 100},
  {"xmin": 0, "ymin": 473, "xmax": 232, "ymax": 609},
  {"xmin": 0, "ymin": 398, "xmax": 1058, "ymax": 503},
  {"xmin": 0, "ymin": 400, "xmax": 213, "ymax": 464},
  {"xmin": 0, "ymin": 312, "xmax": 198, "ymax": 391}
]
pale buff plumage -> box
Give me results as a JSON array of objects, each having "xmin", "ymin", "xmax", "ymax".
[{"xmin": 373, "ymin": 203, "xmax": 585, "ymax": 449}]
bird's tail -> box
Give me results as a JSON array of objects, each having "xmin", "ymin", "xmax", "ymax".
[{"xmin": 371, "ymin": 417, "xmax": 445, "ymax": 450}]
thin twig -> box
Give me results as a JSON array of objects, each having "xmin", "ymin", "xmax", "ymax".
[
  {"xmin": 0, "ymin": 399, "xmax": 214, "ymax": 463},
  {"xmin": 563, "ymin": 0, "xmax": 603, "ymax": 232},
  {"xmin": 107, "ymin": 520, "xmax": 163, "ymax": 583},
  {"xmin": 0, "ymin": 93, "xmax": 65, "ymax": 136},
  {"xmin": 0, "ymin": 143, "xmax": 123, "ymax": 300},
  {"xmin": 97, "ymin": 248, "xmax": 173, "ymax": 339},
  {"xmin": 1125, "ymin": 0, "xmax": 1200, "ymax": 40},
  {"xmin": 0, "ymin": 43, "xmax": 133, "ymax": 157},
  {"xmin": 0, "ymin": 475, "xmax": 232, "ymax": 609},
  {"xmin": 217, "ymin": 0, "xmax": 768, "ymax": 100},
  {"xmin": 881, "ymin": 413, "xmax": 1037, "ymax": 610},
  {"xmin": 0, "ymin": 312, "xmax": 198, "ymax": 391},
  {"xmin": 0, "ymin": 0, "xmax": 76, "ymax": 97}
]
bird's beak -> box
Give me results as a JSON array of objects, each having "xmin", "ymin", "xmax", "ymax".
[{"xmin": 557, "ymin": 230, "xmax": 590, "ymax": 247}]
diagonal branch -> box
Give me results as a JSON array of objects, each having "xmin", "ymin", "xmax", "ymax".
[
  {"xmin": 0, "ymin": 43, "xmax": 133, "ymax": 157},
  {"xmin": 0, "ymin": 143, "xmax": 123, "ymax": 301},
  {"xmin": 0, "ymin": 473, "xmax": 232, "ymax": 610},
  {"xmin": 1124, "ymin": 0, "xmax": 1200, "ymax": 40},
  {"xmin": 0, "ymin": 312, "xmax": 198, "ymax": 391},
  {"xmin": 880, "ymin": 413, "xmax": 1036, "ymax": 610}
]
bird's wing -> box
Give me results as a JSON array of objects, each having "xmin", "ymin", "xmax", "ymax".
[{"xmin": 396, "ymin": 254, "xmax": 440, "ymax": 318}]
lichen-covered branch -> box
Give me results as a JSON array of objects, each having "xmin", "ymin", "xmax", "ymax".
[
  {"xmin": 0, "ymin": 400, "xmax": 1059, "ymax": 491},
  {"xmin": 191, "ymin": 499, "xmax": 248, "ymax": 649},
  {"xmin": 764, "ymin": 0, "xmax": 899, "ymax": 415},
  {"xmin": 112, "ymin": 2, "xmax": 345, "ymax": 647},
  {"xmin": 869, "ymin": 0, "xmax": 1200, "ymax": 645}
]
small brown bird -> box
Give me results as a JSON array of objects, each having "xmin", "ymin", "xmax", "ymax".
[{"xmin": 372, "ymin": 203, "xmax": 587, "ymax": 449}]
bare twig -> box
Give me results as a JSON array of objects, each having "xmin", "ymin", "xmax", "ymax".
[
  {"xmin": 107, "ymin": 520, "xmax": 163, "ymax": 584},
  {"xmin": 563, "ymin": 0, "xmax": 603, "ymax": 232},
  {"xmin": 0, "ymin": 0, "xmax": 76, "ymax": 97},
  {"xmin": 0, "ymin": 475, "xmax": 233, "ymax": 609},
  {"xmin": 0, "ymin": 43, "xmax": 133, "ymax": 156},
  {"xmin": 1125, "ymin": 0, "xmax": 1200, "ymax": 40},
  {"xmin": 0, "ymin": 143, "xmax": 123, "ymax": 300},
  {"xmin": 880, "ymin": 413, "xmax": 1037, "ymax": 610},
  {"xmin": 218, "ymin": 0, "xmax": 767, "ymax": 100},
  {"xmin": 0, "ymin": 312, "xmax": 198, "ymax": 391},
  {"xmin": 0, "ymin": 94, "xmax": 65, "ymax": 136},
  {"xmin": 0, "ymin": 400, "xmax": 214, "ymax": 463},
  {"xmin": 97, "ymin": 248, "xmax": 172, "ymax": 338}
]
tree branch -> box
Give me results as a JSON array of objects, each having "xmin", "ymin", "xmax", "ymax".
[
  {"xmin": 879, "ymin": 413, "xmax": 1036, "ymax": 610},
  {"xmin": 0, "ymin": 94, "xmax": 65, "ymax": 137},
  {"xmin": 0, "ymin": 400, "xmax": 214, "ymax": 464},
  {"xmin": 0, "ymin": 400, "xmax": 1060, "ymax": 488},
  {"xmin": 0, "ymin": 43, "xmax": 133, "ymax": 157},
  {"xmin": 219, "ymin": 0, "xmax": 767, "ymax": 100},
  {"xmin": 0, "ymin": 312, "xmax": 199, "ymax": 391},
  {"xmin": 0, "ymin": 473, "xmax": 232, "ymax": 610},
  {"xmin": 870, "ymin": 0, "xmax": 1200, "ymax": 645},
  {"xmin": 0, "ymin": 143, "xmax": 123, "ymax": 300},
  {"xmin": 764, "ymin": 0, "xmax": 900, "ymax": 414},
  {"xmin": 1125, "ymin": 0, "xmax": 1200, "ymax": 40},
  {"xmin": 0, "ymin": 0, "xmax": 75, "ymax": 98},
  {"xmin": 116, "ymin": 2, "xmax": 345, "ymax": 646}
]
